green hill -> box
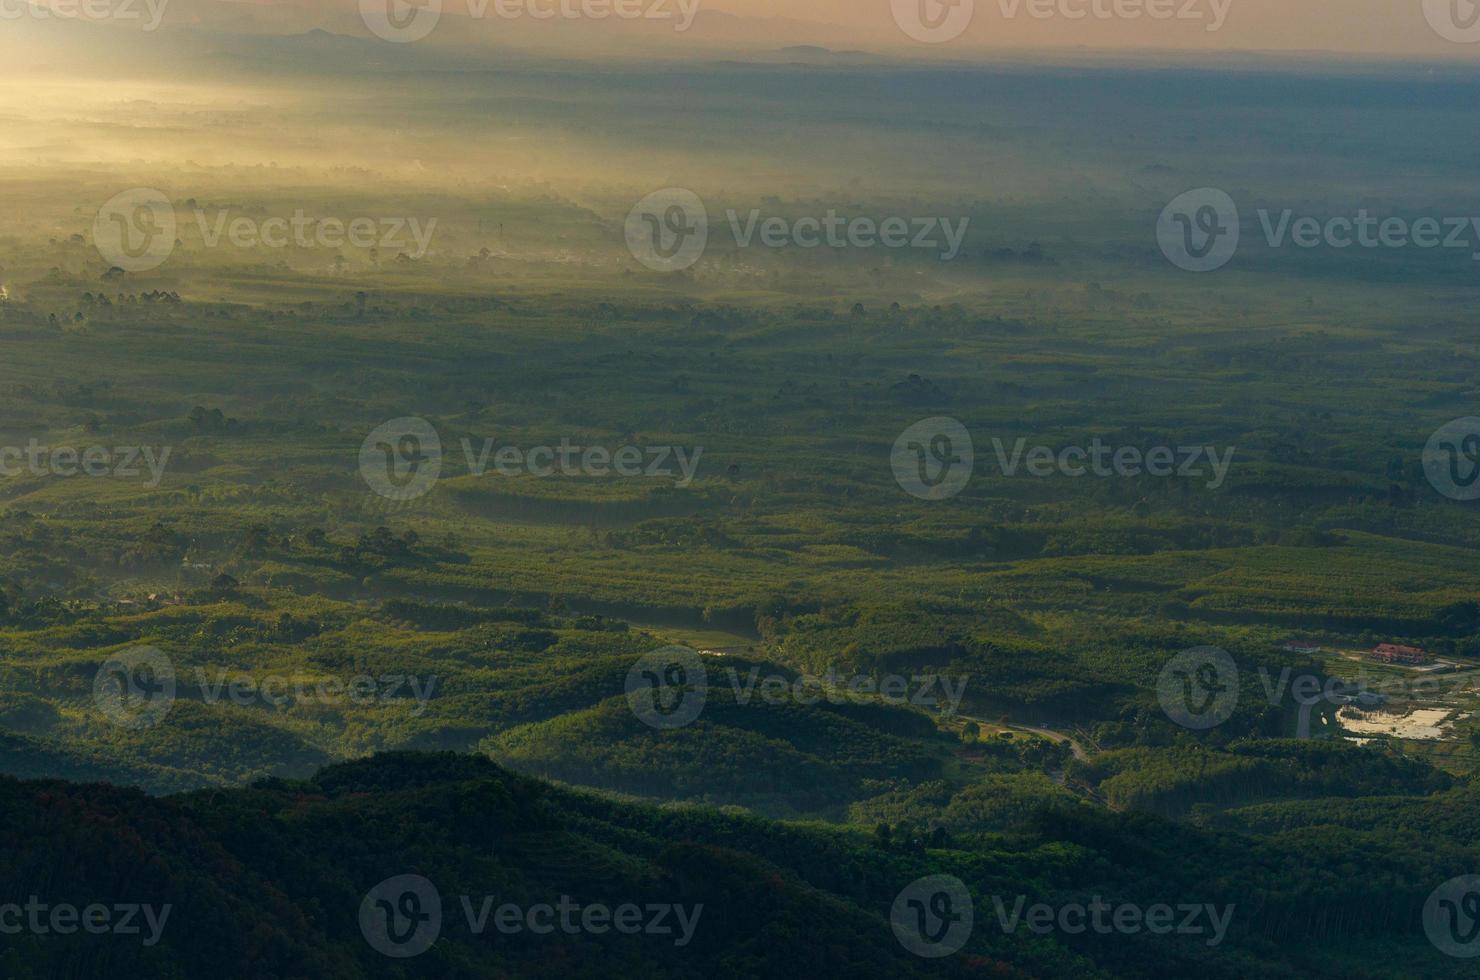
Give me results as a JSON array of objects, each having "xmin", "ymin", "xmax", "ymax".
[{"xmin": 0, "ymin": 752, "xmax": 1473, "ymax": 979}]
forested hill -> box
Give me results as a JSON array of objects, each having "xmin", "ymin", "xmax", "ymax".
[{"xmin": 0, "ymin": 752, "xmax": 1470, "ymax": 979}]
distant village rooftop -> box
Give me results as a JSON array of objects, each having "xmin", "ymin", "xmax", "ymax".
[{"xmin": 1369, "ymin": 643, "xmax": 1431, "ymax": 666}]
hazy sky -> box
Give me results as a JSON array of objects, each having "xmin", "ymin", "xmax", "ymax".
[
  {"xmin": 692, "ymin": 0, "xmax": 1480, "ymax": 57},
  {"xmin": 9, "ymin": 0, "xmax": 1480, "ymax": 61}
]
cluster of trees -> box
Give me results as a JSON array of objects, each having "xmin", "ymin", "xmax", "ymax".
[
  {"xmin": 187, "ymin": 405, "xmax": 238, "ymax": 431},
  {"xmin": 81, "ymin": 290, "xmax": 181, "ymax": 306},
  {"xmin": 1071, "ymin": 740, "xmax": 1451, "ymax": 818}
]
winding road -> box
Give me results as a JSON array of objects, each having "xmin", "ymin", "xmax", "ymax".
[{"xmin": 958, "ymin": 713, "xmax": 1091, "ymax": 762}]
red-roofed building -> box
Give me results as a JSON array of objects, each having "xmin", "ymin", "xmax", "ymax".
[{"xmin": 1370, "ymin": 643, "xmax": 1430, "ymax": 666}]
